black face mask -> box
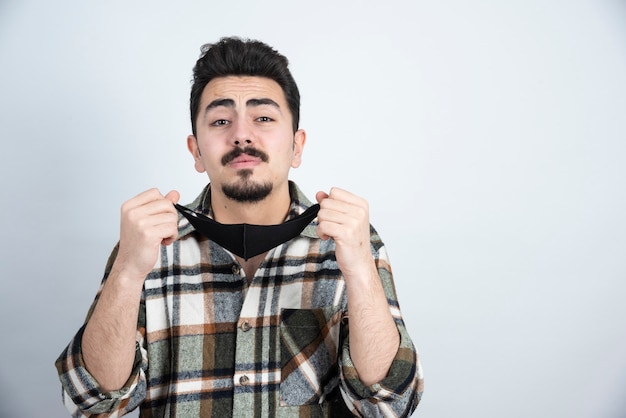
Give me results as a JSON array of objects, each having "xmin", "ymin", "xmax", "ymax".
[{"xmin": 174, "ymin": 203, "xmax": 320, "ymax": 260}]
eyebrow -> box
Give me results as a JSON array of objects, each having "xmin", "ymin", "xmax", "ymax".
[{"xmin": 204, "ymin": 97, "xmax": 282, "ymax": 117}]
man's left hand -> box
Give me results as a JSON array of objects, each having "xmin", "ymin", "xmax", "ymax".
[{"xmin": 315, "ymin": 187, "xmax": 375, "ymax": 278}]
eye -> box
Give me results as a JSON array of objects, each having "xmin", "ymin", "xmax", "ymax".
[
  {"xmin": 210, "ymin": 119, "xmax": 230, "ymax": 127},
  {"xmin": 256, "ymin": 116, "xmax": 273, "ymax": 122}
]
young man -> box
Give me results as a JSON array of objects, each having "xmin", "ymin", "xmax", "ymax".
[{"xmin": 56, "ymin": 37, "xmax": 423, "ymax": 417}]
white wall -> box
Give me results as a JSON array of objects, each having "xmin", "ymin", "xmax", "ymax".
[{"xmin": 1, "ymin": 1, "xmax": 625, "ymax": 417}]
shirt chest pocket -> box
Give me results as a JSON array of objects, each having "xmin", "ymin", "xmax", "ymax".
[{"xmin": 279, "ymin": 307, "xmax": 344, "ymax": 406}]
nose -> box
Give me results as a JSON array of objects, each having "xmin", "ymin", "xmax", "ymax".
[
  {"xmin": 232, "ymin": 119, "xmax": 253, "ymax": 147},
  {"xmin": 234, "ymin": 138, "xmax": 252, "ymax": 146}
]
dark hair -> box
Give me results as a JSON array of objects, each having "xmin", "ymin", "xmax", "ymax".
[{"xmin": 190, "ymin": 37, "xmax": 300, "ymax": 136}]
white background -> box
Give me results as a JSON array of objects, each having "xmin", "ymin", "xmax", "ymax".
[{"xmin": 1, "ymin": 1, "xmax": 625, "ymax": 417}]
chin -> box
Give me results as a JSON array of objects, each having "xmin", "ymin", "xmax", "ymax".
[{"xmin": 222, "ymin": 179, "xmax": 273, "ymax": 203}]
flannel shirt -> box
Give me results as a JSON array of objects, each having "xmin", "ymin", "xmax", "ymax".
[{"xmin": 56, "ymin": 182, "xmax": 423, "ymax": 417}]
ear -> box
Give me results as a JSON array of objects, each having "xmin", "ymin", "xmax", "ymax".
[
  {"xmin": 291, "ymin": 129, "xmax": 306, "ymax": 168},
  {"xmin": 187, "ymin": 135, "xmax": 206, "ymax": 173}
]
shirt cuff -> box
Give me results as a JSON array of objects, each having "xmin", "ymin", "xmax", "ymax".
[
  {"xmin": 55, "ymin": 325, "xmax": 143, "ymax": 414},
  {"xmin": 341, "ymin": 325, "xmax": 418, "ymax": 402}
]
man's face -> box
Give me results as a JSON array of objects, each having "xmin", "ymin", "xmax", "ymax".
[{"xmin": 188, "ymin": 76, "xmax": 305, "ymax": 203}]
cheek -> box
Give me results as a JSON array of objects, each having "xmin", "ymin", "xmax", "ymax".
[
  {"xmin": 278, "ymin": 149, "xmax": 300, "ymax": 171},
  {"xmin": 199, "ymin": 142, "xmax": 221, "ymax": 162},
  {"xmin": 194, "ymin": 143, "xmax": 222, "ymax": 174}
]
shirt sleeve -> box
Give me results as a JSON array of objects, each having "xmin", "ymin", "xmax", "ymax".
[
  {"xmin": 338, "ymin": 232, "xmax": 424, "ymax": 417},
  {"xmin": 54, "ymin": 245, "xmax": 148, "ymax": 417}
]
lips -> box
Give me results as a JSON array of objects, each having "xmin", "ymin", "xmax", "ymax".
[
  {"xmin": 221, "ymin": 146, "xmax": 269, "ymax": 166},
  {"xmin": 230, "ymin": 155, "xmax": 261, "ymax": 164},
  {"xmin": 228, "ymin": 155, "xmax": 262, "ymax": 169}
]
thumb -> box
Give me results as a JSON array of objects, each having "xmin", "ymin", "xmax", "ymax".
[
  {"xmin": 165, "ymin": 190, "xmax": 180, "ymax": 205},
  {"xmin": 315, "ymin": 191, "xmax": 330, "ymax": 241},
  {"xmin": 315, "ymin": 191, "xmax": 329, "ymax": 204}
]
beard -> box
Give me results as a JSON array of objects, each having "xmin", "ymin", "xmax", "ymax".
[
  {"xmin": 221, "ymin": 170, "xmax": 273, "ymax": 203},
  {"xmin": 220, "ymin": 146, "xmax": 273, "ymax": 203}
]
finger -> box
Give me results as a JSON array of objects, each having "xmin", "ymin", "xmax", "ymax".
[
  {"xmin": 316, "ymin": 220, "xmax": 345, "ymax": 242},
  {"xmin": 138, "ymin": 215, "xmax": 179, "ymax": 246},
  {"xmin": 315, "ymin": 223, "xmax": 330, "ymax": 241},
  {"xmin": 164, "ymin": 190, "xmax": 180, "ymax": 205},
  {"xmin": 152, "ymin": 209, "xmax": 179, "ymax": 246},
  {"xmin": 317, "ymin": 206, "xmax": 350, "ymax": 225},
  {"xmin": 162, "ymin": 236, "xmax": 178, "ymax": 246},
  {"xmin": 124, "ymin": 188, "xmax": 166, "ymax": 209},
  {"xmin": 315, "ymin": 191, "xmax": 329, "ymax": 204},
  {"xmin": 160, "ymin": 224, "xmax": 179, "ymax": 246},
  {"xmin": 133, "ymin": 198, "xmax": 180, "ymax": 218},
  {"xmin": 318, "ymin": 197, "xmax": 352, "ymax": 215},
  {"xmin": 144, "ymin": 212, "xmax": 179, "ymax": 228},
  {"xmin": 328, "ymin": 187, "xmax": 352, "ymax": 201},
  {"xmin": 328, "ymin": 187, "xmax": 367, "ymax": 209}
]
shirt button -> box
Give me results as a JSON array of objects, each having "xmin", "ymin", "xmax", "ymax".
[
  {"xmin": 231, "ymin": 265, "xmax": 240, "ymax": 275},
  {"xmin": 240, "ymin": 321, "xmax": 251, "ymax": 332},
  {"xmin": 239, "ymin": 375, "xmax": 250, "ymax": 385}
]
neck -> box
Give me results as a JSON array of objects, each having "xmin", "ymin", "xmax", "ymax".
[{"xmin": 210, "ymin": 184, "xmax": 292, "ymax": 225}]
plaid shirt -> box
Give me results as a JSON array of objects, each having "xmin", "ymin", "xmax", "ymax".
[{"xmin": 56, "ymin": 182, "xmax": 423, "ymax": 417}]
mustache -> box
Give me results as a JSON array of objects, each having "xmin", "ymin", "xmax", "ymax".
[{"xmin": 221, "ymin": 146, "xmax": 269, "ymax": 166}]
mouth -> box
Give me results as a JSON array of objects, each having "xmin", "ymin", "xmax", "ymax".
[
  {"xmin": 228, "ymin": 155, "xmax": 262, "ymax": 169},
  {"xmin": 222, "ymin": 146, "xmax": 269, "ymax": 168}
]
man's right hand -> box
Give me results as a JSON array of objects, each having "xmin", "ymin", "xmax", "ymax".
[
  {"xmin": 83, "ymin": 188, "xmax": 180, "ymax": 391},
  {"xmin": 113, "ymin": 189, "xmax": 180, "ymax": 282}
]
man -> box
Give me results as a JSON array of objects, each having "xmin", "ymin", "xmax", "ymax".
[{"xmin": 56, "ymin": 37, "xmax": 423, "ymax": 417}]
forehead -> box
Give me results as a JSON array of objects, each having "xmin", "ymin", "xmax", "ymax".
[{"xmin": 200, "ymin": 76, "xmax": 288, "ymax": 108}]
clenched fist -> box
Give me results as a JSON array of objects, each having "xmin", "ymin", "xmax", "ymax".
[
  {"xmin": 315, "ymin": 187, "xmax": 375, "ymax": 278},
  {"xmin": 113, "ymin": 189, "xmax": 180, "ymax": 282}
]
